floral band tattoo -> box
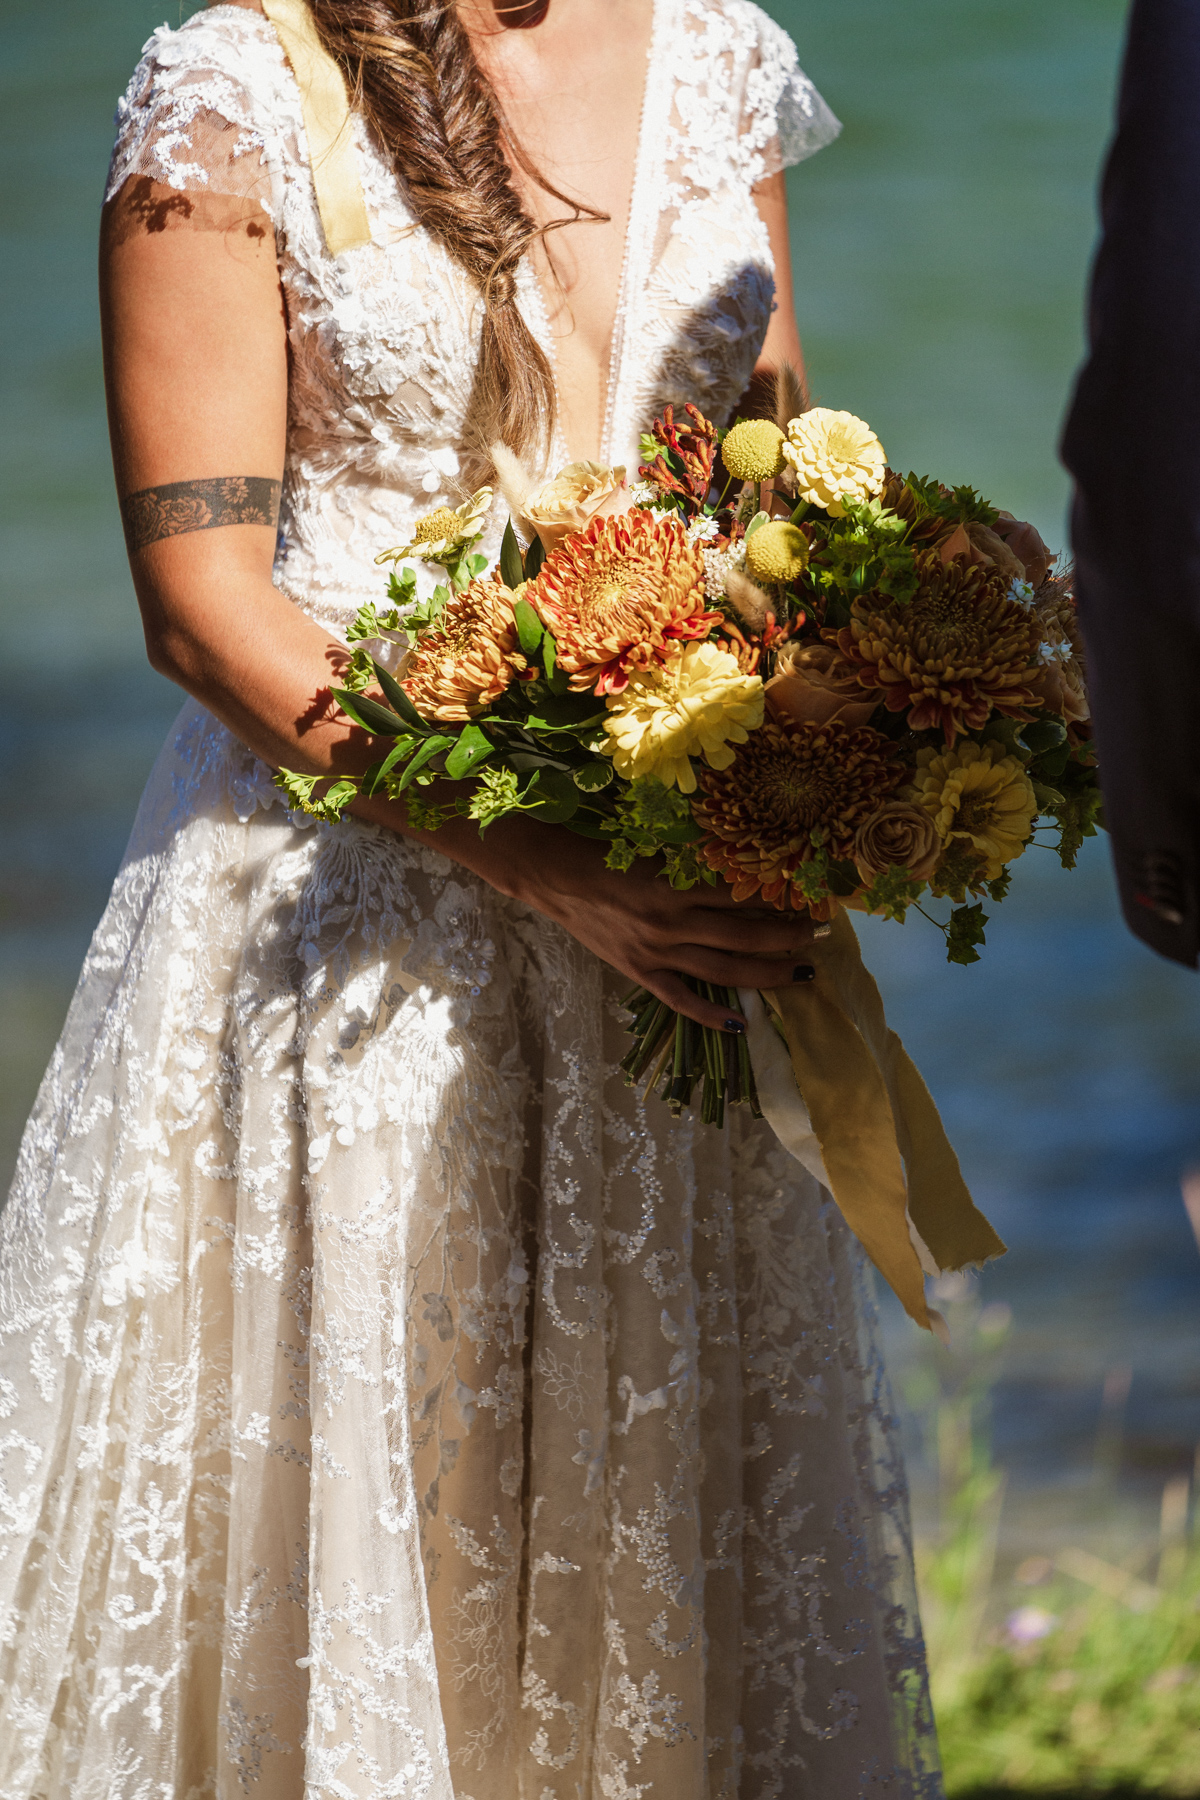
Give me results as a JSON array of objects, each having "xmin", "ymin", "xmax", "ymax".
[{"xmin": 120, "ymin": 476, "xmax": 281, "ymax": 552}]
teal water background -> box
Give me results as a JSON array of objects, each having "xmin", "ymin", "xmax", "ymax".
[{"xmin": 1, "ymin": 0, "xmax": 1198, "ymax": 1552}]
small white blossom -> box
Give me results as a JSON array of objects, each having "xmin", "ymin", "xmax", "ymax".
[
  {"xmin": 685, "ymin": 513, "xmax": 721, "ymax": 545},
  {"xmin": 702, "ymin": 541, "xmax": 746, "ymax": 602}
]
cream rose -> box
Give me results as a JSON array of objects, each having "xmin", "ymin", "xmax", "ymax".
[
  {"xmin": 522, "ymin": 461, "xmax": 628, "ymax": 552},
  {"xmin": 853, "ymin": 803, "xmax": 941, "ymax": 883}
]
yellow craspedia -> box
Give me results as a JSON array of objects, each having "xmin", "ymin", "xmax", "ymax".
[
  {"xmin": 745, "ymin": 520, "xmax": 808, "ymax": 585},
  {"xmin": 782, "ymin": 408, "xmax": 887, "ymax": 517},
  {"xmin": 602, "ymin": 641, "xmax": 764, "ymax": 794},
  {"xmin": 909, "ymin": 740, "xmax": 1037, "ymax": 880},
  {"xmin": 722, "ymin": 418, "xmax": 786, "ymax": 483}
]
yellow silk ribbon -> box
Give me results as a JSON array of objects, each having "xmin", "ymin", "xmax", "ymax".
[
  {"xmin": 754, "ymin": 911, "xmax": 1006, "ymax": 1334},
  {"xmin": 261, "ymin": 0, "xmax": 372, "ymax": 256}
]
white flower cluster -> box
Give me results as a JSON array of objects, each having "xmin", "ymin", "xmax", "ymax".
[{"xmin": 702, "ymin": 541, "xmax": 746, "ymax": 602}]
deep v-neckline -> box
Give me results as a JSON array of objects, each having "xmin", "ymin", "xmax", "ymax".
[{"xmin": 522, "ymin": 0, "xmax": 668, "ymax": 471}]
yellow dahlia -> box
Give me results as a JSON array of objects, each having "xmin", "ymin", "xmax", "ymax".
[
  {"xmin": 378, "ymin": 486, "xmax": 494, "ymax": 564},
  {"xmin": 602, "ymin": 642, "xmax": 764, "ymax": 793},
  {"xmin": 527, "ymin": 509, "xmax": 718, "ymax": 694},
  {"xmin": 827, "ymin": 551, "xmax": 1042, "ymax": 744},
  {"xmin": 782, "ymin": 409, "xmax": 887, "ymax": 517},
  {"xmin": 909, "ymin": 740, "xmax": 1037, "ymax": 883},
  {"xmin": 693, "ymin": 717, "xmax": 904, "ymax": 907},
  {"xmin": 722, "ymin": 419, "xmax": 786, "ymax": 483},
  {"xmin": 745, "ymin": 520, "xmax": 808, "ymax": 585},
  {"xmin": 400, "ymin": 578, "xmax": 524, "ymax": 721}
]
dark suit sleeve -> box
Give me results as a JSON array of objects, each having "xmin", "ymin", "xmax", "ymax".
[{"xmin": 1061, "ymin": 0, "xmax": 1200, "ymax": 967}]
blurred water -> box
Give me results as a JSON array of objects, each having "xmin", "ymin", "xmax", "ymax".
[{"xmin": 1, "ymin": 0, "xmax": 1198, "ymax": 1543}]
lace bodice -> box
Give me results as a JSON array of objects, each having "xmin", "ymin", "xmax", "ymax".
[{"xmin": 105, "ymin": 0, "xmax": 840, "ymax": 637}]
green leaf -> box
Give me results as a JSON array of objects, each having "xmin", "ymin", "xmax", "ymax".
[
  {"xmin": 946, "ymin": 902, "xmax": 989, "ymax": 966},
  {"xmin": 745, "ymin": 510, "xmax": 770, "ymax": 537},
  {"xmin": 362, "ymin": 735, "xmax": 421, "ymax": 796},
  {"xmin": 1020, "ymin": 716, "xmax": 1067, "ymax": 758},
  {"xmin": 542, "ymin": 630, "xmax": 557, "ymax": 680},
  {"xmin": 390, "ymin": 734, "xmax": 456, "ymax": 793},
  {"xmin": 370, "ymin": 660, "xmax": 428, "ymax": 733},
  {"xmin": 573, "ymin": 760, "xmax": 615, "ymax": 792},
  {"xmin": 523, "ymin": 767, "xmax": 580, "ymax": 823},
  {"xmin": 444, "ymin": 724, "xmax": 494, "ymax": 780},
  {"xmin": 526, "ymin": 690, "xmax": 603, "ymax": 728},
  {"xmin": 332, "ymin": 688, "xmax": 408, "ymax": 737},
  {"xmin": 524, "ymin": 534, "xmax": 546, "ymax": 581},
  {"xmin": 514, "ymin": 598, "xmax": 545, "ymax": 656},
  {"xmin": 273, "ymin": 768, "xmax": 361, "ymax": 823},
  {"xmin": 500, "ymin": 518, "xmax": 524, "ymax": 589}
]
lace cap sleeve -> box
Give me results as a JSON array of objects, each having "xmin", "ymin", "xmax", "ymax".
[
  {"xmin": 105, "ymin": 8, "xmax": 298, "ymax": 225},
  {"xmin": 737, "ymin": 3, "xmax": 842, "ymax": 182}
]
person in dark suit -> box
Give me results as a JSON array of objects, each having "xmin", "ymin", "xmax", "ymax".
[{"xmin": 1061, "ymin": 0, "xmax": 1200, "ymax": 969}]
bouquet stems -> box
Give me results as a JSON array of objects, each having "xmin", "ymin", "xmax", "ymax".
[{"xmin": 619, "ymin": 981, "xmax": 762, "ymax": 1128}]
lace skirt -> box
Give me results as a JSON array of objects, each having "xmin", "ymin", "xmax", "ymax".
[{"xmin": 0, "ymin": 700, "xmax": 941, "ymax": 1800}]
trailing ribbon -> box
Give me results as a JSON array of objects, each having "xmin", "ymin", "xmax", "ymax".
[
  {"xmin": 262, "ymin": 0, "xmax": 372, "ymax": 256},
  {"xmin": 743, "ymin": 910, "xmax": 1005, "ymax": 1336}
]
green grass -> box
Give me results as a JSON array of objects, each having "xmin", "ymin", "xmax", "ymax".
[{"xmin": 906, "ymin": 1288, "xmax": 1200, "ymax": 1797}]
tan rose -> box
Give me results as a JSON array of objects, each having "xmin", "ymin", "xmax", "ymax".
[
  {"xmin": 993, "ymin": 511, "xmax": 1055, "ymax": 589},
  {"xmin": 853, "ymin": 802, "xmax": 941, "ymax": 883},
  {"xmin": 764, "ymin": 641, "xmax": 878, "ymax": 728},
  {"xmin": 1028, "ymin": 660, "xmax": 1089, "ymax": 730},
  {"xmin": 937, "ymin": 521, "xmax": 1027, "ymax": 583},
  {"xmin": 522, "ymin": 461, "xmax": 629, "ymax": 552}
]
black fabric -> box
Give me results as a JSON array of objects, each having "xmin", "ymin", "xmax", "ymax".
[{"xmin": 1061, "ymin": 0, "xmax": 1200, "ymax": 967}]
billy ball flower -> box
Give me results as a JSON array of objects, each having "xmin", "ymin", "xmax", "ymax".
[
  {"xmin": 601, "ymin": 641, "xmax": 764, "ymax": 794},
  {"xmin": 745, "ymin": 520, "xmax": 808, "ymax": 585},
  {"xmin": 693, "ymin": 716, "xmax": 905, "ymax": 906},
  {"xmin": 721, "ymin": 418, "xmax": 786, "ymax": 483},
  {"xmin": 400, "ymin": 578, "xmax": 525, "ymax": 720},
  {"xmin": 782, "ymin": 408, "xmax": 887, "ymax": 517},
  {"xmin": 528, "ymin": 509, "xmax": 718, "ymax": 694}
]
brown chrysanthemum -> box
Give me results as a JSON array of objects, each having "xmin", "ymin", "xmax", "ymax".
[
  {"xmin": 401, "ymin": 578, "xmax": 525, "ymax": 721},
  {"xmin": 825, "ymin": 550, "xmax": 1041, "ymax": 744},
  {"xmin": 528, "ymin": 509, "xmax": 718, "ymax": 694},
  {"xmin": 693, "ymin": 717, "xmax": 904, "ymax": 908}
]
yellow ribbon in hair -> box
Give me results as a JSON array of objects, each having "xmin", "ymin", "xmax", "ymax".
[
  {"xmin": 744, "ymin": 910, "xmax": 1005, "ymax": 1336},
  {"xmin": 262, "ymin": 0, "xmax": 372, "ymax": 256}
]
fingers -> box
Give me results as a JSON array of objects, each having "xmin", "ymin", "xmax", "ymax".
[
  {"xmin": 667, "ymin": 945, "xmax": 816, "ymax": 991},
  {"xmin": 640, "ymin": 969, "xmax": 749, "ymax": 1032},
  {"xmin": 670, "ymin": 907, "xmax": 825, "ymax": 957}
]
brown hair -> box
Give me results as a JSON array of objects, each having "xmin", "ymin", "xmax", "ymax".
[{"xmin": 309, "ymin": 0, "xmax": 594, "ymax": 484}]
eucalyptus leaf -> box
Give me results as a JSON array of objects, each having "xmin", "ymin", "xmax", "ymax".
[
  {"xmin": 444, "ymin": 725, "xmax": 494, "ymax": 781},
  {"xmin": 573, "ymin": 761, "xmax": 615, "ymax": 792},
  {"xmin": 371, "ymin": 661, "xmax": 429, "ymax": 733},
  {"xmin": 514, "ymin": 598, "xmax": 544, "ymax": 656},
  {"xmin": 333, "ymin": 688, "xmax": 407, "ymax": 737},
  {"xmin": 392, "ymin": 734, "xmax": 456, "ymax": 792},
  {"xmin": 500, "ymin": 518, "xmax": 524, "ymax": 590},
  {"xmin": 523, "ymin": 767, "xmax": 580, "ymax": 824},
  {"xmin": 524, "ymin": 533, "xmax": 546, "ymax": 580}
]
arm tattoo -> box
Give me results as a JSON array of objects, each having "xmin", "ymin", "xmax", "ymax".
[{"xmin": 120, "ymin": 476, "xmax": 281, "ymax": 552}]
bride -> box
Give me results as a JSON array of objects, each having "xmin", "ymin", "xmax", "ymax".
[{"xmin": 0, "ymin": 0, "xmax": 942, "ymax": 1793}]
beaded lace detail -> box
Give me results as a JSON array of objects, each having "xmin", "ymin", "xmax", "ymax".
[{"xmin": 0, "ymin": 6, "xmax": 942, "ymax": 1797}]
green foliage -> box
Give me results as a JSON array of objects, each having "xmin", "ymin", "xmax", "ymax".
[
  {"xmin": 908, "ymin": 1287, "xmax": 1200, "ymax": 1799},
  {"xmin": 403, "ymin": 795, "xmax": 460, "ymax": 832},
  {"xmin": 860, "ymin": 865, "xmax": 924, "ymax": 921},
  {"xmin": 443, "ymin": 724, "xmax": 493, "ymax": 781},
  {"xmin": 499, "ymin": 518, "xmax": 524, "ymax": 590},
  {"xmin": 466, "ymin": 765, "xmax": 527, "ymax": 830},
  {"xmin": 348, "ymin": 591, "xmax": 408, "ymax": 642},
  {"xmin": 1041, "ymin": 759, "xmax": 1105, "ymax": 870},
  {"xmin": 403, "ymin": 582, "xmax": 452, "ymax": 633},
  {"xmin": 947, "ymin": 901, "xmax": 989, "ymax": 965},
  {"xmin": 904, "ymin": 473, "xmax": 999, "ymax": 528},
  {"xmin": 273, "ymin": 769, "xmax": 360, "ymax": 823}
]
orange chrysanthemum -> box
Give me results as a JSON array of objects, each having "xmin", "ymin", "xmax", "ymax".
[
  {"xmin": 693, "ymin": 717, "xmax": 904, "ymax": 909},
  {"xmin": 824, "ymin": 551, "xmax": 1042, "ymax": 744},
  {"xmin": 527, "ymin": 510, "xmax": 718, "ymax": 694},
  {"xmin": 401, "ymin": 579, "xmax": 525, "ymax": 721}
]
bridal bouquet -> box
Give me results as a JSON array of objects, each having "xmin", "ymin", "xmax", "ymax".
[{"xmin": 278, "ymin": 397, "xmax": 1101, "ymax": 1129}]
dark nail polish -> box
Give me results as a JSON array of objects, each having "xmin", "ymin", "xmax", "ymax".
[
  {"xmin": 792, "ymin": 964, "xmax": 816, "ymax": 983},
  {"xmin": 722, "ymin": 1017, "xmax": 746, "ymax": 1034}
]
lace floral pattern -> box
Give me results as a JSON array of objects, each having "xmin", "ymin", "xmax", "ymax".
[{"xmin": 0, "ymin": 6, "xmax": 940, "ymax": 1796}]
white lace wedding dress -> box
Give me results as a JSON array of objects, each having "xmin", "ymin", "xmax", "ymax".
[{"xmin": 0, "ymin": 4, "xmax": 942, "ymax": 1795}]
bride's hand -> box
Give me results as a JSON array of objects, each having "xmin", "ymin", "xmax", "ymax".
[{"xmin": 406, "ymin": 811, "xmax": 823, "ymax": 1032}]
